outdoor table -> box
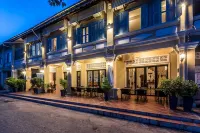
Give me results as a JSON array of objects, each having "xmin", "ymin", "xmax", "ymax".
[
  {"xmin": 155, "ymin": 89, "xmax": 167, "ymax": 103},
  {"xmin": 120, "ymin": 88, "xmax": 131, "ymax": 101},
  {"xmin": 136, "ymin": 88, "xmax": 147, "ymax": 101}
]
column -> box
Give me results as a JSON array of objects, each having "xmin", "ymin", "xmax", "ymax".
[
  {"xmin": 11, "ymin": 45, "xmax": 15, "ymax": 77},
  {"xmin": 66, "ymin": 65, "xmax": 72, "ymax": 95},
  {"xmin": 106, "ymin": 2, "xmax": 114, "ymax": 46},
  {"xmin": 25, "ymin": 68, "xmax": 31, "ymax": 91},
  {"xmin": 56, "ymin": 66, "xmax": 63, "ymax": 95}
]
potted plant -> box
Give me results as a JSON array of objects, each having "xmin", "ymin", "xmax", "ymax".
[
  {"xmin": 6, "ymin": 77, "xmax": 18, "ymax": 92},
  {"xmin": 16, "ymin": 79, "xmax": 26, "ymax": 92},
  {"xmin": 101, "ymin": 78, "xmax": 112, "ymax": 101},
  {"xmin": 160, "ymin": 77, "xmax": 182, "ymax": 110},
  {"xmin": 30, "ymin": 77, "xmax": 44, "ymax": 94},
  {"xmin": 180, "ymin": 80, "xmax": 198, "ymax": 112},
  {"xmin": 44, "ymin": 83, "xmax": 50, "ymax": 93},
  {"xmin": 60, "ymin": 79, "xmax": 67, "ymax": 97}
]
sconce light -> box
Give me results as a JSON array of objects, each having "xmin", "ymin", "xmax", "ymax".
[
  {"xmin": 67, "ymin": 36, "xmax": 71, "ymax": 41},
  {"xmin": 22, "ymin": 70, "xmax": 26, "ymax": 75},
  {"xmin": 107, "ymin": 23, "xmax": 113, "ymax": 29},
  {"xmin": 180, "ymin": 53, "xmax": 185, "ymax": 62},
  {"xmin": 181, "ymin": 1, "xmax": 186, "ymax": 8}
]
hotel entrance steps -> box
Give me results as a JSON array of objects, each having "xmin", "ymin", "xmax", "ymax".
[{"xmin": 1, "ymin": 93, "xmax": 200, "ymax": 132}]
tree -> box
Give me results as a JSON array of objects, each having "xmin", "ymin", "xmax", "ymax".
[{"xmin": 48, "ymin": 0, "xmax": 66, "ymax": 7}]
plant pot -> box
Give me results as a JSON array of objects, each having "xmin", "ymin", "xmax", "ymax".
[
  {"xmin": 169, "ymin": 95, "xmax": 178, "ymax": 110},
  {"xmin": 183, "ymin": 96, "xmax": 193, "ymax": 112},
  {"xmin": 104, "ymin": 92, "xmax": 109, "ymax": 101},
  {"xmin": 60, "ymin": 90, "xmax": 66, "ymax": 97}
]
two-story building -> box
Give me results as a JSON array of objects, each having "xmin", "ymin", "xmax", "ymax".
[{"xmin": 1, "ymin": 0, "xmax": 199, "ymax": 97}]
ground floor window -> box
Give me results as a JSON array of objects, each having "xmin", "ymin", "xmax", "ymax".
[
  {"xmin": 77, "ymin": 71, "xmax": 81, "ymax": 87},
  {"xmin": 127, "ymin": 65, "xmax": 168, "ymax": 95},
  {"xmin": 87, "ymin": 70, "xmax": 106, "ymax": 87}
]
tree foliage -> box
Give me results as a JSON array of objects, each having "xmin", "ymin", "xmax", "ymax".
[{"xmin": 48, "ymin": 0, "xmax": 66, "ymax": 7}]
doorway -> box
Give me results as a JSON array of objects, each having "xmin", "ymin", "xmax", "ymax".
[
  {"xmin": 127, "ymin": 65, "xmax": 168, "ymax": 95},
  {"xmin": 87, "ymin": 70, "xmax": 106, "ymax": 87}
]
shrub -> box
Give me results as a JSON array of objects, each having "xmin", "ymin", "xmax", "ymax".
[
  {"xmin": 60, "ymin": 79, "xmax": 67, "ymax": 90},
  {"xmin": 30, "ymin": 77, "xmax": 44, "ymax": 88},
  {"xmin": 6, "ymin": 77, "xmax": 26, "ymax": 92},
  {"xmin": 180, "ymin": 80, "xmax": 198, "ymax": 97},
  {"xmin": 101, "ymin": 78, "xmax": 112, "ymax": 92}
]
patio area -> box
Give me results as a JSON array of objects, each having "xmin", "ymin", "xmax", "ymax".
[{"xmin": 13, "ymin": 92, "xmax": 200, "ymax": 120}]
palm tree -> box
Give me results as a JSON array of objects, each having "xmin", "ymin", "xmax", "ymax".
[{"xmin": 48, "ymin": 0, "xmax": 66, "ymax": 7}]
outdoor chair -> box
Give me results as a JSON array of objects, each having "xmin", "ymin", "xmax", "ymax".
[
  {"xmin": 136, "ymin": 87, "xmax": 147, "ymax": 102},
  {"xmin": 76, "ymin": 87, "xmax": 82, "ymax": 96},
  {"xmin": 85, "ymin": 87, "xmax": 92, "ymax": 97},
  {"xmin": 71, "ymin": 87, "xmax": 77, "ymax": 96},
  {"xmin": 121, "ymin": 88, "xmax": 131, "ymax": 101},
  {"xmin": 155, "ymin": 89, "xmax": 168, "ymax": 104},
  {"xmin": 97, "ymin": 88, "xmax": 104, "ymax": 98}
]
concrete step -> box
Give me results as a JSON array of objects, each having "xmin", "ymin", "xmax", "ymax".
[
  {"xmin": 1, "ymin": 94, "xmax": 200, "ymax": 132},
  {"xmin": 6, "ymin": 93, "xmax": 200, "ymax": 124}
]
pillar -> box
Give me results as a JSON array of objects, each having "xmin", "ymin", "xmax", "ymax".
[
  {"xmin": 56, "ymin": 66, "xmax": 63, "ymax": 95},
  {"xmin": 11, "ymin": 45, "xmax": 15, "ymax": 77},
  {"xmin": 25, "ymin": 68, "xmax": 31, "ymax": 91},
  {"xmin": 106, "ymin": 2, "xmax": 114, "ymax": 46}
]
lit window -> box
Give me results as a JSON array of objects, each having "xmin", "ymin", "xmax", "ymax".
[
  {"xmin": 51, "ymin": 38, "xmax": 57, "ymax": 51},
  {"xmin": 82, "ymin": 27, "xmax": 89, "ymax": 44},
  {"xmin": 32, "ymin": 45, "xmax": 36, "ymax": 57},
  {"xmin": 129, "ymin": 8, "xmax": 141, "ymax": 32},
  {"xmin": 161, "ymin": 0, "xmax": 166, "ymax": 23}
]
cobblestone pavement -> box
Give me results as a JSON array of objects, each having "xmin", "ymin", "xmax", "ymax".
[{"xmin": 0, "ymin": 97, "xmax": 188, "ymax": 133}]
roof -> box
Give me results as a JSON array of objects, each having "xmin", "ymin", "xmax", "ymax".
[{"xmin": 3, "ymin": 0, "xmax": 100, "ymax": 43}]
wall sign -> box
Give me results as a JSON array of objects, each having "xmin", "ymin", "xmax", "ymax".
[
  {"xmin": 125, "ymin": 55, "xmax": 169, "ymax": 66},
  {"xmin": 86, "ymin": 62, "xmax": 106, "ymax": 70}
]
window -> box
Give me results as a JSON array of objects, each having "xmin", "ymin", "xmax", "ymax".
[
  {"xmin": 82, "ymin": 27, "xmax": 89, "ymax": 44},
  {"xmin": 6, "ymin": 53, "xmax": 11, "ymax": 63},
  {"xmin": 29, "ymin": 42, "xmax": 42, "ymax": 57},
  {"xmin": 15, "ymin": 47, "xmax": 24, "ymax": 60},
  {"xmin": 129, "ymin": 8, "xmax": 141, "ymax": 32},
  {"xmin": 161, "ymin": 0, "xmax": 166, "ymax": 23},
  {"xmin": 194, "ymin": 0, "xmax": 200, "ymax": 16},
  {"xmin": 51, "ymin": 38, "xmax": 57, "ymax": 51}
]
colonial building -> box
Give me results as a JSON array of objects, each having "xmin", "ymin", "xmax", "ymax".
[{"xmin": 1, "ymin": 0, "xmax": 200, "ymax": 97}]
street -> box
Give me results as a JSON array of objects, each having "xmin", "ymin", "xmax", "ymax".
[{"xmin": 0, "ymin": 96, "xmax": 187, "ymax": 133}]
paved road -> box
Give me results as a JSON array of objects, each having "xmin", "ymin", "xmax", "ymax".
[{"xmin": 0, "ymin": 96, "xmax": 187, "ymax": 133}]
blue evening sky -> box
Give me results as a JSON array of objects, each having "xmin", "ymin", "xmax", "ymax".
[{"xmin": 0, "ymin": 0, "xmax": 79, "ymax": 42}]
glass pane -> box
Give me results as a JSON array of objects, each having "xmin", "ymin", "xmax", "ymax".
[
  {"xmin": 129, "ymin": 8, "xmax": 141, "ymax": 32},
  {"xmin": 32, "ymin": 45, "xmax": 35, "ymax": 56},
  {"xmin": 87, "ymin": 71, "xmax": 93, "ymax": 87},
  {"xmin": 136, "ymin": 68, "xmax": 145, "ymax": 88},
  {"xmin": 147, "ymin": 67, "xmax": 155, "ymax": 95},
  {"xmin": 157, "ymin": 66, "xmax": 168, "ymax": 88},
  {"xmin": 83, "ymin": 36, "xmax": 85, "ymax": 43},
  {"xmin": 53, "ymin": 38, "xmax": 57, "ymax": 51},
  {"xmin": 83, "ymin": 28, "xmax": 85, "ymax": 35},
  {"xmin": 77, "ymin": 71, "xmax": 81, "ymax": 87},
  {"xmin": 100, "ymin": 70, "xmax": 106, "ymax": 87},
  {"xmin": 127, "ymin": 68, "xmax": 136, "ymax": 94},
  {"xmin": 162, "ymin": 12, "xmax": 166, "ymax": 23},
  {"xmin": 86, "ymin": 27, "xmax": 89, "ymax": 34},
  {"xmin": 86, "ymin": 35, "xmax": 89, "ymax": 43},
  {"xmin": 161, "ymin": 0, "xmax": 166, "ymax": 12},
  {"xmin": 93, "ymin": 71, "xmax": 99, "ymax": 87}
]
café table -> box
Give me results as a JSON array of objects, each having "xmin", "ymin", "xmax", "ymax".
[{"xmin": 136, "ymin": 88, "xmax": 147, "ymax": 101}]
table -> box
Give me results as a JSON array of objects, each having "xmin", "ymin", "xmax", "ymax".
[
  {"xmin": 120, "ymin": 88, "xmax": 131, "ymax": 101},
  {"xmin": 155, "ymin": 89, "xmax": 167, "ymax": 103},
  {"xmin": 136, "ymin": 88, "xmax": 147, "ymax": 102}
]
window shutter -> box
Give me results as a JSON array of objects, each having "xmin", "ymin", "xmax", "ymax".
[
  {"xmin": 114, "ymin": 13, "xmax": 120, "ymax": 36},
  {"xmin": 114, "ymin": 11, "xmax": 128, "ymax": 36},
  {"xmin": 47, "ymin": 38, "xmax": 51, "ymax": 53},
  {"xmin": 77, "ymin": 27, "xmax": 82, "ymax": 44},
  {"xmin": 141, "ymin": 4, "xmax": 149, "ymax": 28},
  {"xmin": 166, "ymin": 0, "xmax": 175, "ymax": 21},
  {"xmin": 29, "ymin": 45, "xmax": 32, "ymax": 57},
  {"xmin": 120, "ymin": 11, "xmax": 129, "ymax": 34},
  {"xmin": 57, "ymin": 35, "xmax": 61, "ymax": 50},
  {"xmin": 175, "ymin": 0, "xmax": 182, "ymax": 19},
  {"xmin": 63, "ymin": 32, "xmax": 67, "ymax": 49},
  {"xmin": 99, "ymin": 19, "xmax": 105, "ymax": 40},
  {"xmin": 153, "ymin": 0, "xmax": 161, "ymax": 25},
  {"xmin": 73, "ymin": 28, "xmax": 77, "ymax": 46},
  {"xmin": 89, "ymin": 22, "xmax": 94, "ymax": 42}
]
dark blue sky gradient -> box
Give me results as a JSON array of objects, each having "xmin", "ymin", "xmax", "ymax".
[{"xmin": 0, "ymin": 0, "xmax": 79, "ymax": 42}]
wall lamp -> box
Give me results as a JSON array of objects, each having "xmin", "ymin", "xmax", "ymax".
[
  {"xmin": 180, "ymin": 53, "xmax": 185, "ymax": 62},
  {"xmin": 107, "ymin": 23, "xmax": 113, "ymax": 29}
]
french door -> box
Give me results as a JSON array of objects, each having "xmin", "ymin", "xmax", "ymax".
[
  {"xmin": 127, "ymin": 65, "xmax": 168, "ymax": 95},
  {"xmin": 87, "ymin": 70, "xmax": 106, "ymax": 87}
]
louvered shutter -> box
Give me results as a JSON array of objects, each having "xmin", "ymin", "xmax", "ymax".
[
  {"xmin": 166, "ymin": 0, "xmax": 175, "ymax": 21},
  {"xmin": 73, "ymin": 28, "xmax": 77, "ymax": 46},
  {"xmin": 114, "ymin": 11, "xmax": 128, "ymax": 36},
  {"xmin": 141, "ymin": 4, "xmax": 149, "ymax": 28},
  {"xmin": 47, "ymin": 38, "xmax": 51, "ymax": 53},
  {"xmin": 175, "ymin": 0, "xmax": 182, "ymax": 19},
  {"xmin": 114, "ymin": 13, "xmax": 120, "ymax": 35},
  {"xmin": 77, "ymin": 27, "xmax": 82, "ymax": 44},
  {"xmin": 99, "ymin": 19, "xmax": 105, "ymax": 40},
  {"xmin": 153, "ymin": 0, "xmax": 161, "ymax": 25}
]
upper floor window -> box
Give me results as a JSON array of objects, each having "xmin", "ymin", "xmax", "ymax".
[
  {"xmin": 74, "ymin": 19, "xmax": 105, "ymax": 45},
  {"xmin": 194, "ymin": 0, "xmax": 200, "ymax": 16},
  {"xmin": 47, "ymin": 33, "xmax": 67, "ymax": 53},
  {"xmin": 28, "ymin": 42, "xmax": 42, "ymax": 58},
  {"xmin": 161, "ymin": 0, "xmax": 166, "ymax": 23},
  {"xmin": 15, "ymin": 47, "xmax": 24, "ymax": 60},
  {"xmin": 82, "ymin": 27, "xmax": 89, "ymax": 44},
  {"xmin": 6, "ymin": 52, "xmax": 11, "ymax": 63},
  {"xmin": 129, "ymin": 8, "xmax": 141, "ymax": 32}
]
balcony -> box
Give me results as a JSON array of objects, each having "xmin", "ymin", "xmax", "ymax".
[
  {"xmin": 14, "ymin": 59, "xmax": 25, "ymax": 69},
  {"xmin": 46, "ymin": 49, "xmax": 68, "ymax": 64},
  {"xmin": 27, "ymin": 56, "xmax": 42, "ymax": 67}
]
